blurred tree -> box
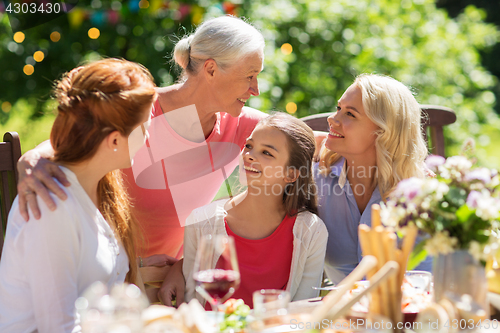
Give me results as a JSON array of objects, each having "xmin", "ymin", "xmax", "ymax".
[
  {"xmin": 0, "ymin": 0, "xmax": 499, "ymax": 165},
  {"xmin": 242, "ymin": 0, "xmax": 499, "ymax": 162},
  {"xmin": 436, "ymin": 0, "xmax": 500, "ymax": 115},
  {"xmin": 0, "ymin": 0, "xmax": 236, "ymax": 120}
]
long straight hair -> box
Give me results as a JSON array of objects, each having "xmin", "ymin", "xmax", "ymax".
[{"xmin": 51, "ymin": 58, "xmax": 157, "ymax": 283}]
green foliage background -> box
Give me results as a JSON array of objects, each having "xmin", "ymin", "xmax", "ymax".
[{"xmin": 0, "ymin": 0, "xmax": 499, "ymax": 167}]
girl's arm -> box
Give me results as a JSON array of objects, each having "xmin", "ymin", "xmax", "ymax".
[
  {"xmin": 292, "ymin": 217, "xmax": 329, "ymax": 301},
  {"xmin": 17, "ymin": 140, "xmax": 70, "ymax": 221},
  {"xmin": 182, "ymin": 224, "xmax": 199, "ymax": 304}
]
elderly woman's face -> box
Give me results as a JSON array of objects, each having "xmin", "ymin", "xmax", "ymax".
[
  {"xmin": 212, "ymin": 50, "xmax": 263, "ymax": 117},
  {"xmin": 325, "ymin": 84, "xmax": 379, "ymax": 159}
]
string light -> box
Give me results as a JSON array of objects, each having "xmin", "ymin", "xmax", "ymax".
[
  {"xmin": 13, "ymin": 32, "xmax": 25, "ymax": 43},
  {"xmin": 286, "ymin": 102, "xmax": 297, "ymax": 114},
  {"xmin": 1, "ymin": 101, "xmax": 12, "ymax": 113},
  {"xmin": 281, "ymin": 43, "xmax": 293, "ymax": 55},
  {"xmin": 33, "ymin": 51, "xmax": 45, "ymax": 62},
  {"xmin": 23, "ymin": 64, "xmax": 34, "ymax": 76},
  {"xmin": 50, "ymin": 31, "xmax": 61, "ymax": 42},
  {"xmin": 88, "ymin": 27, "xmax": 100, "ymax": 39}
]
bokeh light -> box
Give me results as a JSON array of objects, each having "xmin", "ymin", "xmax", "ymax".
[
  {"xmin": 88, "ymin": 27, "xmax": 100, "ymax": 39},
  {"xmin": 286, "ymin": 102, "xmax": 297, "ymax": 114},
  {"xmin": 139, "ymin": 0, "xmax": 149, "ymax": 9},
  {"xmin": 13, "ymin": 32, "xmax": 25, "ymax": 43},
  {"xmin": 1, "ymin": 102, "xmax": 12, "ymax": 113},
  {"xmin": 23, "ymin": 65, "xmax": 34, "ymax": 76},
  {"xmin": 50, "ymin": 31, "xmax": 61, "ymax": 42},
  {"xmin": 33, "ymin": 51, "xmax": 45, "ymax": 62},
  {"xmin": 281, "ymin": 43, "xmax": 293, "ymax": 55}
]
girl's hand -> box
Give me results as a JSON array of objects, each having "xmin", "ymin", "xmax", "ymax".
[
  {"xmin": 139, "ymin": 254, "xmax": 178, "ymax": 267},
  {"xmin": 17, "ymin": 148, "xmax": 70, "ymax": 221},
  {"xmin": 158, "ymin": 259, "xmax": 185, "ymax": 307}
]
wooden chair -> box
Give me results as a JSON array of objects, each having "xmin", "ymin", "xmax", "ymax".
[
  {"xmin": 300, "ymin": 105, "xmax": 457, "ymax": 157},
  {"xmin": 137, "ymin": 265, "xmax": 171, "ymax": 304},
  {"xmin": 0, "ymin": 132, "xmax": 22, "ymax": 258}
]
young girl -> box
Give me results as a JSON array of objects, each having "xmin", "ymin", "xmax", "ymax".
[
  {"xmin": 0, "ymin": 59, "xmax": 156, "ymax": 332},
  {"xmin": 183, "ymin": 113, "xmax": 328, "ymax": 308}
]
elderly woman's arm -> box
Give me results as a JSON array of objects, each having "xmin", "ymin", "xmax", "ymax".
[{"xmin": 16, "ymin": 140, "xmax": 70, "ymax": 221}]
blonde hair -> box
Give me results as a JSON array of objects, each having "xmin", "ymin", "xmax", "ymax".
[
  {"xmin": 52, "ymin": 58, "xmax": 157, "ymax": 283},
  {"xmin": 173, "ymin": 15, "xmax": 264, "ymax": 76},
  {"xmin": 320, "ymin": 74, "xmax": 428, "ymax": 199}
]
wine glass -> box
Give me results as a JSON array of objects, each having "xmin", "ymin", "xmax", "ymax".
[{"xmin": 193, "ymin": 235, "xmax": 240, "ymax": 322}]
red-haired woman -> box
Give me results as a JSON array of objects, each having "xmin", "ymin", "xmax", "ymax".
[{"xmin": 0, "ymin": 59, "xmax": 156, "ymax": 333}]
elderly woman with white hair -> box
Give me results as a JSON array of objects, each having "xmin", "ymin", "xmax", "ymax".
[
  {"xmin": 15, "ymin": 15, "xmax": 268, "ymax": 305},
  {"xmin": 315, "ymin": 74, "xmax": 431, "ymax": 284}
]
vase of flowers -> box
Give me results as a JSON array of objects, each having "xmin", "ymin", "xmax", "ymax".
[{"xmin": 381, "ymin": 155, "xmax": 500, "ymax": 311}]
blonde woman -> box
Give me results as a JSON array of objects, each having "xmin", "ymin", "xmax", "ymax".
[{"xmin": 315, "ymin": 74, "xmax": 429, "ymax": 284}]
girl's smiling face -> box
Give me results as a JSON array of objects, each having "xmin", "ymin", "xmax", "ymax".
[
  {"xmin": 325, "ymin": 84, "xmax": 379, "ymax": 159},
  {"xmin": 239, "ymin": 124, "xmax": 293, "ymax": 190}
]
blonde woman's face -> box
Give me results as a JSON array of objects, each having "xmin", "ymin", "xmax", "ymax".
[{"xmin": 325, "ymin": 84, "xmax": 379, "ymax": 159}]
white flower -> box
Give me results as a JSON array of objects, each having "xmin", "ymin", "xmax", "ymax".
[
  {"xmin": 424, "ymin": 231, "xmax": 458, "ymax": 256},
  {"xmin": 469, "ymin": 241, "xmax": 488, "ymax": 262},
  {"xmin": 475, "ymin": 191, "xmax": 500, "ymax": 220},
  {"xmin": 424, "ymin": 178, "xmax": 449, "ymax": 200},
  {"xmin": 464, "ymin": 167, "xmax": 492, "ymax": 184},
  {"xmin": 443, "ymin": 156, "xmax": 473, "ymax": 173}
]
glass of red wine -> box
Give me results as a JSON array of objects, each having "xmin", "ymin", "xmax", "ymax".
[{"xmin": 193, "ymin": 235, "xmax": 240, "ymax": 322}]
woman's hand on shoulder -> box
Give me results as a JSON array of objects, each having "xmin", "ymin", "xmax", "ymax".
[{"xmin": 17, "ymin": 145, "xmax": 70, "ymax": 222}]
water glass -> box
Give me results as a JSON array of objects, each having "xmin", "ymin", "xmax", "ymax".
[
  {"xmin": 404, "ymin": 270, "xmax": 432, "ymax": 293},
  {"xmin": 253, "ymin": 289, "xmax": 291, "ymax": 319}
]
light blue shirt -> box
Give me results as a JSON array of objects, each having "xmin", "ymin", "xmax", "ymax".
[{"xmin": 313, "ymin": 158, "xmax": 432, "ymax": 285}]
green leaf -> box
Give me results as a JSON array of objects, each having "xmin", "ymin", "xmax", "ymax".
[
  {"xmin": 456, "ymin": 205, "xmax": 475, "ymax": 223},
  {"xmin": 408, "ymin": 241, "xmax": 428, "ymax": 270}
]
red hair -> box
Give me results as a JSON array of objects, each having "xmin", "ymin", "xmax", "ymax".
[{"xmin": 51, "ymin": 58, "xmax": 157, "ymax": 283}]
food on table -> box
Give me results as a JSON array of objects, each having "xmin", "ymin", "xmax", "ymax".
[
  {"xmin": 218, "ymin": 298, "xmax": 251, "ymax": 332},
  {"xmin": 142, "ymin": 299, "xmax": 211, "ymax": 333},
  {"xmin": 338, "ymin": 278, "xmax": 433, "ymax": 316},
  {"xmin": 414, "ymin": 295, "xmax": 489, "ymax": 333},
  {"xmin": 438, "ymin": 298, "xmax": 459, "ymax": 332},
  {"xmin": 358, "ymin": 204, "xmax": 419, "ymax": 330},
  {"xmin": 414, "ymin": 303, "xmax": 450, "ymax": 333},
  {"xmin": 142, "ymin": 305, "xmax": 176, "ymax": 326}
]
